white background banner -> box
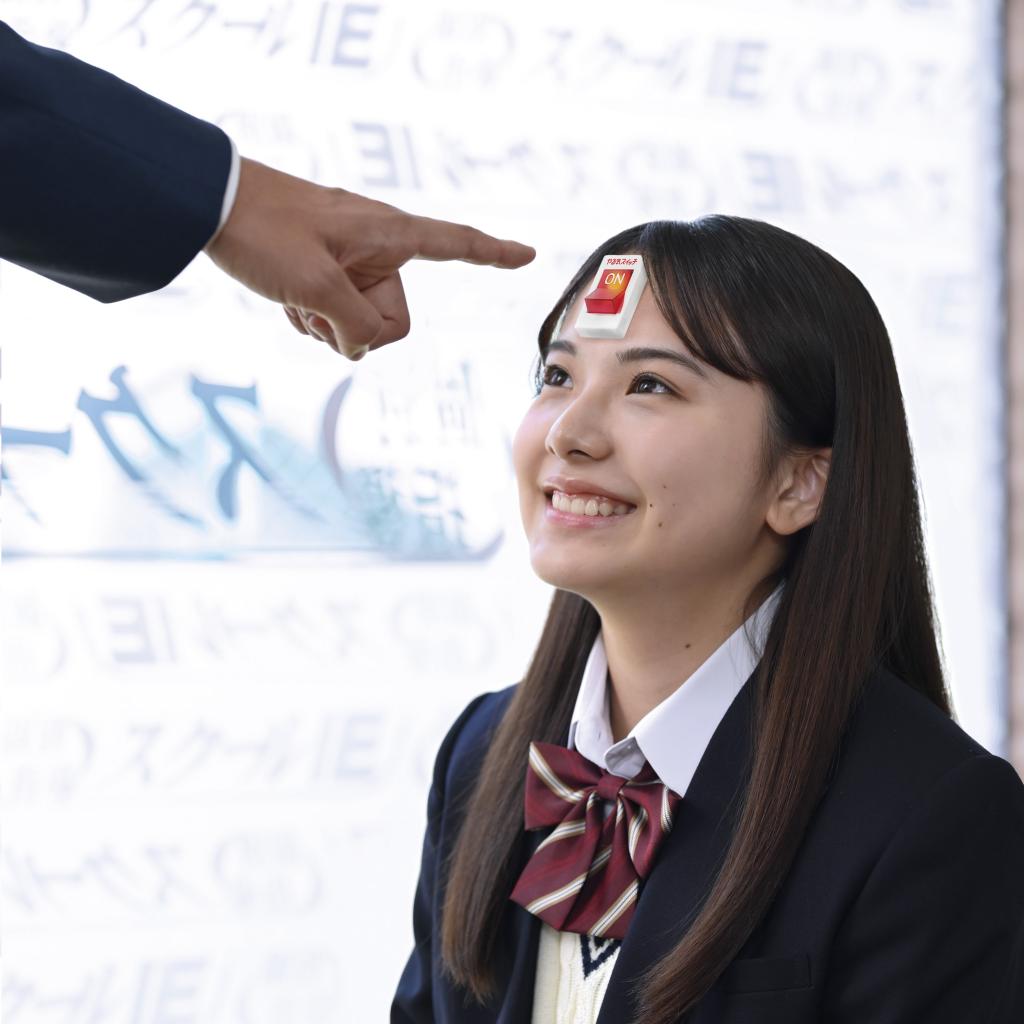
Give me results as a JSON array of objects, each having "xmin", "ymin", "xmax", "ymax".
[{"xmin": 0, "ymin": 1, "xmax": 1006, "ymax": 1020}]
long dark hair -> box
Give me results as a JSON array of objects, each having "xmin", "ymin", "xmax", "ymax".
[{"xmin": 438, "ymin": 216, "xmax": 950, "ymax": 1022}]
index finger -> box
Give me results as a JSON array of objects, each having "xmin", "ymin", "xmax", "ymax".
[{"xmin": 406, "ymin": 215, "xmax": 536, "ymax": 268}]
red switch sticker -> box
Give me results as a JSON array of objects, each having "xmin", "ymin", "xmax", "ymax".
[{"xmin": 584, "ymin": 268, "xmax": 634, "ymax": 314}]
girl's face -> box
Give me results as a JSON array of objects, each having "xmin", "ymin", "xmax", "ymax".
[{"xmin": 511, "ymin": 285, "xmax": 782, "ymax": 604}]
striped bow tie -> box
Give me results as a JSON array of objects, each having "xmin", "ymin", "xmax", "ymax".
[{"xmin": 508, "ymin": 740, "xmax": 681, "ymax": 939}]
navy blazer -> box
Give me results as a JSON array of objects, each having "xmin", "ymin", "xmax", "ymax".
[
  {"xmin": 0, "ymin": 21, "xmax": 230, "ymax": 302},
  {"xmin": 391, "ymin": 665, "xmax": 1024, "ymax": 1023}
]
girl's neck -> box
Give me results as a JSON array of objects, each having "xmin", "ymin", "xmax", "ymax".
[{"xmin": 599, "ymin": 581, "xmax": 776, "ymax": 743}]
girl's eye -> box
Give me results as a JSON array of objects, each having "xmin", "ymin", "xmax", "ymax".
[
  {"xmin": 628, "ymin": 372, "xmax": 674, "ymax": 395},
  {"xmin": 540, "ymin": 364, "xmax": 569, "ymax": 387},
  {"xmin": 538, "ymin": 363, "xmax": 676, "ymax": 397}
]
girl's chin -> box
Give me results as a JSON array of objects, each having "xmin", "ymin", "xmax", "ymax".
[{"xmin": 529, "ymin": 558, "xmax": 618, "ymax": 594}]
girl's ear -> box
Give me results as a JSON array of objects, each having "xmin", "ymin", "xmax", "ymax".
[{"xmin": 766, "ymin": 448, "xmax": 832, "ymax": 536}]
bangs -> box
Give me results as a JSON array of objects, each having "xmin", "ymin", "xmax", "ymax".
[
  {"xmin": 531, "ymin": 220, "xmax": 765, "ymax": 394},
  {"xmin": 529, "ymin": 216, "xmax": 837, "ymax": 458}
]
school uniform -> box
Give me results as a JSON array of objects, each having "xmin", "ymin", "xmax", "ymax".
[
  {"xmin": 0, "ymin": 20, "xmax": 238, "ymax": 301},
  {"xmin": 391, "ymin": 583, "xmax": 1024, "ymax": 1023}
]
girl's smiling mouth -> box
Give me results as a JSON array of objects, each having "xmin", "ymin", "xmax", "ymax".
[{"xmin": 544, "ymin": 488, "xmax": 638, "ymax": 527}]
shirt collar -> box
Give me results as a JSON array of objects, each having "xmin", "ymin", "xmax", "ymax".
[{"xmin": 567, "ymin": 582, "xmax": 784, "ymax": 798}]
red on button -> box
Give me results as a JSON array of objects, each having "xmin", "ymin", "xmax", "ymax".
[{"xmin": 584, "ymin": 268, "xmax": 634, "ymax": 314}]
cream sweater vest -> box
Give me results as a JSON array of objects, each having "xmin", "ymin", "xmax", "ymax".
[{"xmin": 530, "ymin": 923, "xmax": 622, "ymax": 1022}]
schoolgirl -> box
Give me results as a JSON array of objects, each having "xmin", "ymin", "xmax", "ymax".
[{"xmin": 391, "ymin": 216, "xmax": 1024, "ymax": 1023}]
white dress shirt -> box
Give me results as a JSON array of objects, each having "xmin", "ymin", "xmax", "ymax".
[
  {"xmin": 204, "ymin": 136, "xmax": 241, "ymax": 249},
  {"xmin": 530, "ymin": 581, "xmax": 785, "ymax": 1024}
]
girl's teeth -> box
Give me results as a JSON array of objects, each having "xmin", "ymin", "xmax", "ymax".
[{"xmin": 551, "ymin": 491, "xmax": 633, "ymax": 517}]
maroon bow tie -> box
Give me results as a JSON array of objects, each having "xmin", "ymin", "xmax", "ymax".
[{"xmin": 508, "ymin": 740, "xmax": 681, "ymax": 939}]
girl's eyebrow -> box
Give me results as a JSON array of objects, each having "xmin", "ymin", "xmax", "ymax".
[{"xmin": 543, "ymin": 337, "xmax": 710, "ymax": 381}]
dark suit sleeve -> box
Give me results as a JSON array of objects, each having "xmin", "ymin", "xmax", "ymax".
[
  {"xmin": 0, "ymin": 21, "xmax": 231, "ymax": 302},
  {"xmin": 824, "ymin": 752, "xmax": 1024, "ymax": 1023},
  {"xmin": 391, "ymin": 691, "xmax": 494, "ymax": 1024}
]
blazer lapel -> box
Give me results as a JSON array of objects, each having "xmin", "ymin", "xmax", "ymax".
[
  {"xmin": 595, "ymin": 667, "xmax": 759, "ymax": 1024},
  {"xmin": 488, "ymin": 829, "xmax": 545, "ymax": 1023}
]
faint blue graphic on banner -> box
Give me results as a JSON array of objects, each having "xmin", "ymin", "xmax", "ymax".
[{"xmin": 3, "ymin": 360, "xmax": 506, "ymax": 558}]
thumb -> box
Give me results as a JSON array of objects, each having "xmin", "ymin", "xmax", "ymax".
[{"xmin": 308, "ymin": 268, "xmax": 384, "ymax": 357}]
